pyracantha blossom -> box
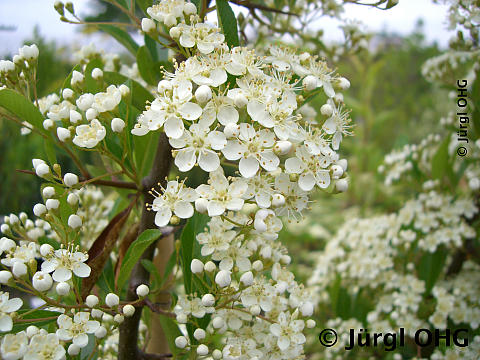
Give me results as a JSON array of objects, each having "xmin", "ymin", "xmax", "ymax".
[
  {"xmin": 56, "ymin": 312, "xmax": 100, "ymax": 348},
  {"xmin": 41, "ymin": 246, "xmax": 91, "ymax": 282},
  {"xmin": 72, "ymin": 119, "xmax": 106, "ymax": 148},
  {"xmin": 150, "ymin": 180, "xmax": 198, "ymax": 227},
  {"xmin": 0, "ymin": 292, "xmax": 23, "ymax": 332}
]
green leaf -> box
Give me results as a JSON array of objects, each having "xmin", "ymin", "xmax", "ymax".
[
  {"xmin": 84, "ymin": 58, "xmax": 105, "ymax": 93},
  {"xmin": 431, "ymin": 137, "xmax": 450, "ymax": 180},
  {"xmin": 0, "ymin": 89, "xmax": 45, "ymax": 133},
  {"xmin": 98, "ymin": 24, "xmax": 140, "ymax": 56},
  {"xmin": 12, "ymin": 309, "xmax": 61, "ymax": 332},
  {"xmin": 43, "ymin": 140, "xmax": 57, "ymax": 165},
  {"xmin": 216, "ymin": 0, "xmax": 240, "ymax": 47},
  {"xmin": 158, "ymin": 316, "xmax": 185, "ymax": 357},
  {"xmin": 144, "ymin": 34, "xmax": 159, "ymax": 63},
  {"xmin": 137, "ymin": 0, "xmax": 153, "ymax": 14},
  {"xmin": 38, "ymin": 236, "xmax": 60, "ymax": 250},
  {"xmin": 417, "ymin": 247, "xmax": 448, "ymax": 294},
  {"xmin": 137, "ymin": 46, "xmax": 160, "ymax": 86},
  {"xmin": 103, "ymin": 71, "xmax": 153, "ymax": 111},
  {"xmin": 179, "ymin": 213, "xmax": 209, "ymax": 294},
  {"xmin": 141, "ymin": 259, "xmax": 162, "ymax": 288},
  {"xmin": 117, "ymin": 229, "xmax": 162, "ymax": 290},
  {"xmin": 80, "ymin": 334, "xmax": 97, "ymax": 360},
  {"xmin": 134, "ymin": 131, "xmax": 160, "ymax": 178},
  {"xmin": 62, "ymin": 64, "xmax": 82, "ymax": 91}
]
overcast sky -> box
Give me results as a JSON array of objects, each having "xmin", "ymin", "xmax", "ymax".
[{"xmin": 0, "ymin": 0, "xmax": 453, "ymax": 55}]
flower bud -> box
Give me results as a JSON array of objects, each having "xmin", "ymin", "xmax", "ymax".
[
  {"xmin": 91, "ymin": 309, "xmax": 103, "ymax": 319},
  {"xmin": 91, "ymin": 67, "xmax": 103, "ymax": 80},
  {"xmin": 306, "ymin": 319, "xmax": 316, "ymax": 328},
  {"xmin": 141, "ymin": 18, "xmax": 156, "ymax": 33},
  {"xmin": 111, "ymin": 118, "xmax": 125, "ymax": 133},
  {"xmin": 43, "ymin": 119, "xmax": 54, "ymax": 130},
  {"xmin": 119, "ymin": 84, "xmax": 130, "ymax": 97},
  {"xmin": 164, "ymin": 14, "xmax": 177, "ymax": 27},
  {"xmin": 197, "ymin": 344, "xmax": 208, "ymax": 356},
  {"xmin": 71, "ymin": 70, "xmax": 84, "ymax": 85},
  {"xmin": 136, "ymin": 284, "xmax": 149, "ymax": 297},
  {"xmin": 190, "ymin": 258, "xmax": 204, "ymax": 274},
  {"xmin": 26, "ymin": 325, "xmax": 39, "ymax": 338},
  {"xmin": 274, "ymin": 140, "xmax": 292, "ymax": 155},
  {"xmin": 337, "ymin": 159, "xmax": 348, "ymax": 171},
  {"xmin": 0, "ymin": 271, "xmax": 12, "ymax": 285},
  {"xmin": 76, "ymin": 93, "xmax": 94, "ymax": 110},
  {"xmin": 300, "ymin": 302, "xmax": 314, "ymax": 316},
  {"xmin": 215, "ymin": 270, "xmax": 231, "ymax": 288},
  {"xmin": 85, "ymin": 108, "xmax": 98, "ymax": 120},
  {"xmin": 195, "ymin": 85, "xmax": 212, "ymax": 104},
  {"xmin": 86, "ymin": 295, "xmax": 99, "ymax": 308},
  {"xmin": 224, "ymin": 123, "xmax": 239, "ymax": 138},
  {"xmin": 57, "ymin": 127, "xmax": 71, "ymax": 142},
  {"xmin": 337, "ymin": 77, "xmax": 350, "ymax": 90},
  {"xmin": 204, "ymin": 261, "xmax": 216, "ymax": 272},
  {"xmin": 46, "ymin": 199, "xmax": 60, "ymax": 210},
  {"xmin": 320, "ymin": 103, "xmax": 333, "ymax": 116},
  {"xmin": 212, "ymin": 316, "xmax": 224, "ymax": 329},
  {"xmin": 184, "ymin": 2, "xmax": 197, "ymax": 15},
  {"xmin": 169, "ymin": 26, "xmax": 181, "ymax": 38},
  {"xmin": 105, "ymin": 293, "xmax": 120, "ymax": 307},
  {"xmin": 469, "ymin": 178, "xmax": 480, "ymax": 190},
  {"xmin": 334, "ymin": 93, "xmax": 344, "ymax": 103},
  {"xmin": 62, "ymin": 88, "xmax": 74, "ymax": 99},
  {"xmin": 56, "ymin": 282, "xmax": 70, "ymax": 295},
  {"xmin": 195, "ymin": 198, "xmax": 208, "ymax": 213},
  {"xmin": 68, "ymin": 214, "xmax": 82, "ymax": 229},
  {"xmin": 250, "ymin": 305, "xmax": 261, "ymax": 315},
  {"xmin": 331, "ymin": 164, "xmax": 343, "ymax": 179},
  {"xmin": 19, "ymin": 44, "xmax": 39, "ymax": 61},
  {"xmin": 35, "ymin": 163, "xmax": 50, "ymax": 178},
  {"xmin": 32, "ymin": 271, "xmax": 53, "ymax": 292},
  {"xmin": 39, "ymin": 244, "xmax": 53, "ymax": 257},
  {"xmin": 194, "ymin": 328, "xmax": 206, "ymax": 340},
  {"xmin": 175, "ymin": 336, "xmax": 188, "ymax": 349},
  {"xmin": 240, "ymin": 271, "xmax": 253, "ymax": 286},
  {"xmin": 67, "ymin": 193, "xmax": 79, "ymax": 206},
  {"xmin": 271, "ymin": 194, "xmax": 285, "ymax": 207},
  {"xmin": 252, "ymin": 260, "xmax": 263, "ymax": 272},
  {"xmin": 114, "ymin": 314, "xmax": 124, "ymax": 324},
  {"xmin": 42, "ymin": 186, "xmax": 55, "ymax": 198},
  {"xmin": 335, "ymin": 178, "xmax": 348, "ymax": 192},
  {"xmin": 68, "ymin": 344, "xmax": 80, "ymax": 356},
  {"xmin": 201, "ymin": 293, "xmax": 215, "ymax": 307},
  {"xmin": 33, "ymin": 204, "xmax": 47, "ymax": 217},
  {"xmin": 123, "ymin": 304, "xmax": 135, "ymax": 317},
  {"xmin": 303, "ymin": 75, "xmax": 317, "ymax": 91},
  {"xmin": 212, "ymin": 349, "xmax": 222, "ymax": 359},
  {"xmin": 63, "ymin": 173, "xmax": 79, "ymax": 187},
  {"xmin": 95, "ymin": 326, "xmax": 107, "ymax": 338},
  {"xmin": 176, "ymin": 313, "xmax": 187, "ymax": 323}
]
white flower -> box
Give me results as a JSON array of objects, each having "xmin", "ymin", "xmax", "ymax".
[
  {"xmin": 174, "ymin": 296, "xmax": 207, "ymax": 319},
  {"xmin": 178, "ymin": 22, "xmax": 225, "ymax": 54},
  {"xmin": 72, "ymin": 119, "xmax": 106, "ymax": 148},
  {"xmin": 240, "ymin": 277, "xmax": 275, "ymax": 312},
  {"xmin": 215, "ymin": 270, "xmax": 232, "ymax": 287},
  {"xmin": 136, "ymin": 284, "xmax": 150, "ymax": 297},
  {"xmin": 91, "ymin": 85, "xmax": 122, "ymax": 113},
  {"xmin": 41, "ymin": 247, "xmax": 91, "ymax": 282},
  {"xmin": 56, "ymin": 312, "xmax": 100, "ymax": 348},
  {"xmin": 133, "ymin": 80, "xmax": 202, "ymax": 139},
  {"xmin": 141, "ymin": 17, "xmax": 156, "ymax": 32},
  {"xmin": 68, "ymin": 214, "xmax": 83, "ymax": 229},
  {"xmin": 253, "ymin": 209, "xmax": 283, "ymax": 240},
  {"xmin": 322, "ymin": 107, "xmax": 352, "ymax": 150},
  {"xmin": 24, "ymin": 333, "xmax": 66, "ymax": 360},
  {"xmin": 200, "ymin": 95, "xmax": 239, "ymax": 126},
  {"xmin": 196, "ymin": 169, "xmax": 247, "ymax": 216},
  {"xmin": 111, "ymin": 118, "xmax": 125, "ymax": 132},
  {"xmin": 0, "ymin": 292, "xmax": 23, "ymax": 332},
  {"xmin": 273, "ymin": 174, "xmax": 309, "ymax": 220},
  {"xmin": 285, "ymin": 146, "xmax": 331, "ymax": 191},
  {"xmin": 269, "ymin": 311, "xmax": 306, "ymax": 351},
  {"xmin": 19, "ymin": 44, "xmax": 39, "ymax": 60},
  {"xmin": 243, "ymin": 174, "xmax": 274, "ymax": 208},
  {"xmin": 1, "ymin": 331, "xmax": 28, "ymax": 359},
  {"xmin": 197, "ymin": 222, "xmax": 236, "ymax": 256},
  {"xmin": 170, "ymin": 123, "xmax": 226, "ymax": 172},
  {"xmin": 151, "ymin": 180, "xmax": 198, "ymax": 227},
  {"xmin": 222, "ymin": 123, "xmax": 279, "ymax": 178}
]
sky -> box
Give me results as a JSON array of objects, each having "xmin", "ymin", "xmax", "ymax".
[{"xmin": 0, "ymin": 0, "xmax": 454, "ymax": 55}]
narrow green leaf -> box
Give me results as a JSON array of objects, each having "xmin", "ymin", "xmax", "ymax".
[
  {"xmin": 431, "ymin": 137, "xmax": 450, "ymax": 180},
  {"xmin": 134, "ymin": 131, "xmax": 160, "ymax": 178},
  {"xmin": 0, "ymin": 89, "xmax": 45, "ymax": 133},
  {"xmin": 43, "ymin": 140, "xmax": 57, "ymax": 165},
  {"xmin": 117, "ymin": 229, "xmax": 162, "ymax": 290},
  {"xmin": 12, "ymin": 310, "xmax": 61, "ymax": 332},
  {"xmin": 137, "ymin": 46, "xmax": 160, "ymax": 86},
  {"xmin": 179, "ymin": 213, "xmax": 209, "ymax": 294},
  {"xmin": 418, "ymin": 248, "xmax": 448, "ymax": 294},
  {"xmin": 144, "ymin": 34, "xmax": 159, "ymax": 62},
  {"xmin": 141, "ymin": 259, "xmax": 162, "ymax": 288},
  {"xmin": 80, "ymin": 334, "xmax": 97, "ymax": 360},
  {"xmin": 98, "ymin": 24, "xmax": 140, "ymax": 55},
  {"xmin": 137, "ymin": 0, "xmax": 153, "ymax": 14},
  {"xmin": 216, "ymin": 0, "xmax": 240, "ymax": 47}
]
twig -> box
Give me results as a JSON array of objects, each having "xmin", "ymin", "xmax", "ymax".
[{"xmin": 231, "ymin": 0, "xmax": 298, "ymax": 16}]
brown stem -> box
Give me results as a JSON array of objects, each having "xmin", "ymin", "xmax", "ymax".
[
  {"xmin": 118, "ymin": 133, "xmax": 173, "ymax": 360},
  {"xmin": 231, "ymin": 0, "xmax": 298, "ymax": 16}
]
